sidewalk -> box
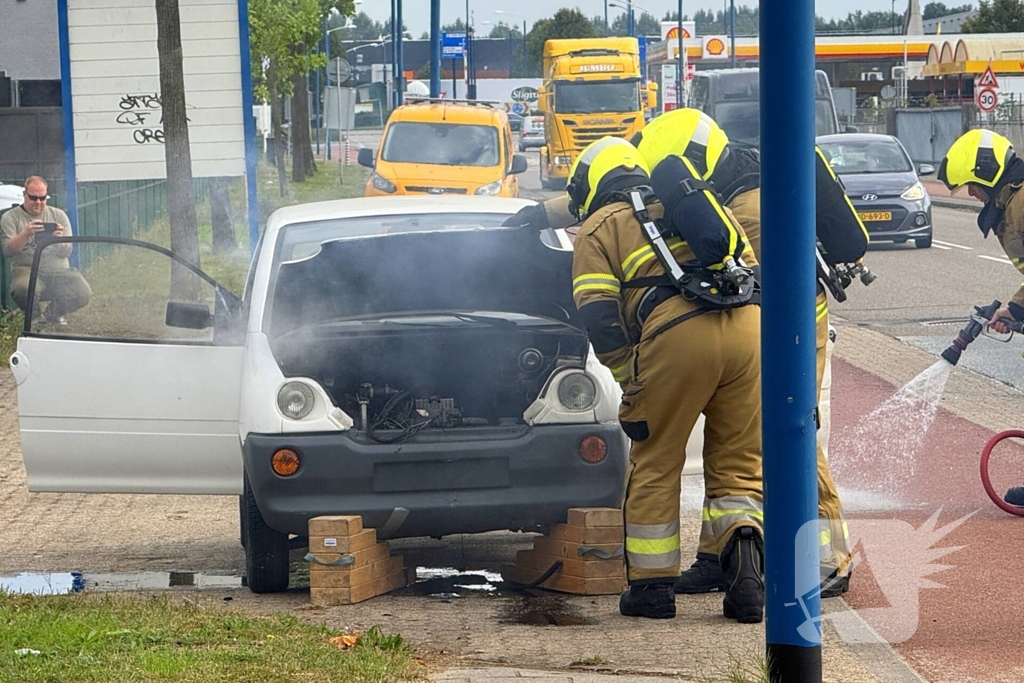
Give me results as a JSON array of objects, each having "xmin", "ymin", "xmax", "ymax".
[{"xmin": 922, "ymin": 179, "xmax": 981, "ymax": 212}]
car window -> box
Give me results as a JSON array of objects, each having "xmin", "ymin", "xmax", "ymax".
[
  {"xmin": 818, "ymin": 139, "xmax": 913, "ymax": 174},
  {"xmin": 555, "ymin": 80, "xmax": 640, "ymax": 114},
  {"xmin": 276, "ymin": 212, "xmax": 516, "ymax": 263},
  {"xmin": 713, "ymin": 99, "xmax": 838, "ymax": 147},
  {"xmin": 381, "ymin": 122, "xmax": 500, "ymax": 167}
]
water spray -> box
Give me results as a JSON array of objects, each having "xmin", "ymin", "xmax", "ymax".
[{"xmin": 941, "ymin": 300, "xmax": 1024, "ymax": 366}]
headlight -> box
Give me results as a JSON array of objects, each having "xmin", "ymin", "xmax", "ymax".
[
  {"xmin": 554, "ymin": 156, "xmax": 572, "ymax": 165},
  {"xmin": 557, "ymin": 373, "xmax": 597, "ymax": 412},
  {"xmin": 371, "ymin": 172, "xmax": 397, "ymax": 193},
  {"xmin": 475, "ymin": 179, "xmax": 503, "ymax": 196},
  {"xmin": 278, "ymin": 381, "xmax": 315, "ymax": 419},
  {"xmin": 901, "ymin": 182, "xmax": 926, "ymax": 201}
]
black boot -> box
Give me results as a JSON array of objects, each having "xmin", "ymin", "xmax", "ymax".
[
  {"xmin": 820, "ymin": 566, "xmax": 851, "ymax": 599},
  {"xmin": 674, "ymin": 553, "xmax": 726, "ymax": 594},
  {"xmin": 720, "ymin": 527, "xmax": 765, "ymax": 624},
  {"xmin": 619, "ymin": 581, "xmax": 676, "ymax": 619},
  {"xmin": 1005, "ymin": 486, "xmax": 1024, "ymax": 506}
]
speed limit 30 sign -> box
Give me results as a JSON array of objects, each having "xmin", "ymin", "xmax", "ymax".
[{"xmin": 977, "ymin": 87, "xmax": 999, "ymax": 112}]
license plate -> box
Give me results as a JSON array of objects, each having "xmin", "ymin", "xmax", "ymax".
[{"xmin": 858, "ymin": 211, "xmax": 892, "ymax": 222}]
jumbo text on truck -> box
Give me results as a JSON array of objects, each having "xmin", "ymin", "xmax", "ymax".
[{"xmin": 537, "ymin": 38, "xmax": 656, "ymax": 190}]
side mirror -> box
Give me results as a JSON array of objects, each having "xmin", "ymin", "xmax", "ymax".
[
  {"xmin": 510, "ymin": 154, "xmax": 529, "ymax": 175},
  {"xmin": 844, "ymin": 125, "xmax": 859, "ymax": 133},
  {"xmin": 918, "ymin": 163, "xmax": 935, "ymax": 176},
  {"xmin": 357, "ymin": 147, "xmax": 375, "ymax": 168},
  {"xmin": 166, "ymin": 301, "xmax": 213, "ymax": 330}
]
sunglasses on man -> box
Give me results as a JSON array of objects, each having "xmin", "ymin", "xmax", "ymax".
[{"xmin": 25, "ymin": 193, "xmax": 49, "ymax": 202}]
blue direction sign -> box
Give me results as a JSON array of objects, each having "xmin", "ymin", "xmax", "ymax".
[
  {"xmin": 638, "ymin": 36, "xmax": 647, "ymax": 66},
  {"xmin": 442, "ymin": 31, "xmax": 466, "ymax": 59}
]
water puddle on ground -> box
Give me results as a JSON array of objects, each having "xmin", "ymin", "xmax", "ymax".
[
  {"xmin": 498, "ymin": 593, "xmax": 596, "ymax": 626},
  {"xmin": 832, "ymin": 359, "xmax": 953, "ymax": 507},
  {"xmin": 400, "ymin": 567, "xmax": 504, "ymax": 598},
  {"xmin": 0, "ymin": 571, "xmax": 244, "ymax": 596}
]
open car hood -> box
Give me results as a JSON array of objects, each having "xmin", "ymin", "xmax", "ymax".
[{"xmin": 269, "ymin": 227, "xmax": 579, "ymax": 337}]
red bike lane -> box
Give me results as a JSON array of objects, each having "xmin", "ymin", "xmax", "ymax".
[{"xmin": 830, "ymin": 358, "xmax": 1024, "ymax": 683}]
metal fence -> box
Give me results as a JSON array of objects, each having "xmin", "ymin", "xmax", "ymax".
[{"xmin": 0, "ymin": 177, "xmax": 209, "ymax": 312}]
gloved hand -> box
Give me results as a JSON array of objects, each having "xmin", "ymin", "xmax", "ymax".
[{"xmin": 501, "ymin": 203, "xmax": 549, "ymax": 229}]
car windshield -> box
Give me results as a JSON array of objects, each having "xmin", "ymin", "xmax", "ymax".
[
  {"xmin": 555, "ymin": 80, "xmax": 639, "ymax": 114},
  {"xmin": 817, "ymin": 139, "xmax": 913, "ymax": 174},
  {"xmin": 381, "ymin": 122, "xmax": 500, "ymax": 167},
  {"xmin": 714, "ymin": 100, "xmax": 838, "ymax": 146},
  {"xmin": 277, "ymin": 212, "xmax": 518, "ymax": 263}
]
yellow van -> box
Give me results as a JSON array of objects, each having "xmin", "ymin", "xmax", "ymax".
[{"xmin": 358, "ymin": 99, "xmax": 528, "ymax": 198}]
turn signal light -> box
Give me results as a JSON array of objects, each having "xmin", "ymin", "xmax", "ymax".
[
  {"xmin": 271, "ymin": 448, "xmax": 300, "ymax": 476},
  {"xmin": 580, "ymin": 436, "xmax": 607, "ymax": 464}
]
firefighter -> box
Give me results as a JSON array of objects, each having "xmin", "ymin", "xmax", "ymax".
[
  {"xmin": 634, "ymin": 109, "xmax": 864, "ymax": 599},
  {"xmin": 938, "ymin": 129, "xmax": 1024, "ymax": 507},
  {"xmin": 567, "ymin": 136, "xmax": 766, "ymax": 622}
]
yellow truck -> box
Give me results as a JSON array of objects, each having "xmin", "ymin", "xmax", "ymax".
[{"xmin": 537, "ymin": 37, "xmax": 654, "ymax": 190}]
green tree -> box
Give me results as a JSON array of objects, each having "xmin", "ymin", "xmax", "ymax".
[
  {"xmin": 607, "ymin": 11, "xmax": 660, "ymax": 36},
  {"xmin": 817, "ymin": 10, "xmax": 900, "ymax": 32},
  {"xmin": 443, "ymin": 18, "xmax": 467, "ymax": 32},
  {"xmin": 923, "ymin": 2, "xmax": 974, "ymax": 19},
  {"xmin": 962, "ymin": 0, "xmax": 1024, "ymax": 31},
  {"xmin": 489, "ymin": 21, "xmax": 523, "ymax": 39},
  {"xmin": 526, "ymin": 8, "xmax": 598, "ymax": 77}
]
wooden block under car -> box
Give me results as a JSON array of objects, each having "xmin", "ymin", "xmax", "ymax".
[
  {"xmin": 309, "ymin": 556, "xmax": 405, "ymax": 589},
  {"xmin": 309, "ymin": 568, "xmax": 408, "ymax": 606},
  {"xmin": 307, "ymin": 528, "xmax": 378, "ymax": 554},
  {"xmin": 547, "ymin": 523, "xmax": 624, "ymax": 545},
  {"xmin": 307, "ymin": 542, "xmax": 391, "ymax": 572},
  {"xmin": 307, "ymin": 515, "xmax": 363, "ymax": 537},
  {"xmin": 531, "ymin": 536, "xmax": 623, "ymax": 562},
  {"xmin": 515, "ymin": 549, "xmax": 625, "ymax": 580},
  {"xmin": 566, "ymin": 507, "xmax": 622, "ymax": 528}
]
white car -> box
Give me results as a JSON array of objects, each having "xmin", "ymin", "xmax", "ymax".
[
  {"xmin": 12, "ymin": 196, "xmax": 628, "ymax": 593},
  {"xmin": 0, "ymin": 184, "xmax": 22, "ymax": 211},
  {"xmin": 519, "ymin": 115, "xmax": 545, "ymax": 151}
]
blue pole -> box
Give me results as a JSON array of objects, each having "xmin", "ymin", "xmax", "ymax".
[
  {"xmin": 430, "ymin": 0, "xmax": 441, "ymax": 97},
  {"xmin": 316, "ymin": 19, "xmax": 322, "ymax": 155},
  {"xmin": 56, "ymin": 0, "xmax": 79, "ymax": 258},
  {"xmin": 396, "ymin": 0, "xmax": 404, "ymax": 105},
  {"xmin": 325, "ymin": 16, "xmax": 331, "ymax": 161},
  {"xmin": 760, "ymin": 0, "xmax": 822, "ymax": 679},
  {"xmin": 730, "ymin": 0, "xmax": 736, "ymax": 68},
  {"xmin": 677, "ymin": 0, "xmax": 684, "ymax": 108},
  {"xmin": 391, "ymin": 0, "xmax": 398, "ymax": 108},
  {"xmin": 237, "ymin": 0, "xmax": 260, "ymax": 251}
]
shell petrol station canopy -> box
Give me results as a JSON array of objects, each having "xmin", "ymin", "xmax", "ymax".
[
  {"xmin": 648, "ymin": 34, "xmax": 947, "ymax": 64},
  {"xmin": 922, "ymin": 34, "xmax": 1024, "ymax": 77}
]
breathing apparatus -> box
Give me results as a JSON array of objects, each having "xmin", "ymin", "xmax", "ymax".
[{"xmin": 941, "ymin": 300, "xmax": 1024, "ymax": 366}]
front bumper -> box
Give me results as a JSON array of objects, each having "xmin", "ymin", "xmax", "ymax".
[
  {"xmin": 853, "ymin": 199, "xmax": 932, "ymax": 242},
  {"xmin": 243, "ymin": 423, "xmax": 628, "ymax": 538}
]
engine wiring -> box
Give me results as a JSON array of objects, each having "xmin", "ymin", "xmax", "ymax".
[{"xmin": 366, "ymin": 389, "xmax": 438, "ymax": 444}]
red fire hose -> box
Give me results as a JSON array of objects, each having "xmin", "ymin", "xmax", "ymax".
[{"xmin": 980, "ymin": 429, "xmax": 1024, "ymax": 517}]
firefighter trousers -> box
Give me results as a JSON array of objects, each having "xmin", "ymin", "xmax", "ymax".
[
  {"xmin": 622, "ymin": 303, "xmax": 764, "ymax": 583},
  {"xmin": 694, "ymin": 298, "xmax": 851, "ymax": 576}
]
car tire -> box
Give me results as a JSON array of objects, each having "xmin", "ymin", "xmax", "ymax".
[
  {"xmin": 915, "ymin": 234, "xmax": 932, "ymax": 249},
  {"xmin": 243, "ymin": 472, "xmax": 290, "ymax": 593}
]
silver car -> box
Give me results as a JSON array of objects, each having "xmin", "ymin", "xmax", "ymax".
[
  {"xmin": 817, "ymin": 133, "xmax": 934, "ymax": 249},
  {"xmin": 519, "ymin": 115, "xmax": 545, "ymax": 151}
]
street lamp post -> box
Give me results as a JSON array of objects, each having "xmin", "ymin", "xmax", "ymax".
[
  {"xmin": 678, "ymin": 0, "xmax": 684, "ymax": 107},
  {"xmin": 495, "ymin": 10, "xmax": 529, "ymax": 77}
]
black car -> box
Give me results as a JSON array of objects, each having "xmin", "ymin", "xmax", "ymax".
[
  {"xmin": 817, "ymin": 133, "xmax": 934, "ymax": 249},
  {"xmin": 507, "ymin": 111, "xmax": 523, "ymax": 132}
]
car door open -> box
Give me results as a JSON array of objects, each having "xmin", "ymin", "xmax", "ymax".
[{"xmin": 11, "ymin": 237, "xmax": 246, "ymax": 495}]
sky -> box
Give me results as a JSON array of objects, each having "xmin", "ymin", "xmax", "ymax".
[{"xmin": 356, "ymin": 0, "xmax": 913, "ymax": 35}]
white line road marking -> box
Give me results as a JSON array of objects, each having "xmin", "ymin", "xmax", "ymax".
[
  {"xmin": 934, "ymin": 240, "xmax": 973, "ymax": 250},
  {"xmin": 978, "ymin": 255, "xmax": 1012, "ymax": 264},
  {"xmin": 932, "ymin": 244, "xmax": 952, "ymax": 250}
]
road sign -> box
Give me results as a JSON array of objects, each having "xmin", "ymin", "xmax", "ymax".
[
  {"xmin": 327, "ymin": 57, "xmax": 351, "ymax": 85},
  {"xmin": 880, "ymin": 84, "xmax": 897, "ymax": 100},
  {"xmin": 442, "ymin": 32, "xmax": 466, "ymax": 59},
  {"xmin": 978, "ymin": 65, "xmax": 1000, "ymax": 89},
  {"xmin": 977, "ymin": 87, "xmax": 999, "ymax": 112}
]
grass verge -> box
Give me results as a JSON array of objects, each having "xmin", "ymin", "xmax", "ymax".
[{"xmin": 0, "ymin": 592, "xmax": 417, "ymax": 683}]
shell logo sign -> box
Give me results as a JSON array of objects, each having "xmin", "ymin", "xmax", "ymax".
[
  {"xmin": 702, "ymin": 35, "xmax": 730, "ymax": 60},
  {"xmin": 665, "ymin": 26, "xmax": 692, "ymax": 39}
]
